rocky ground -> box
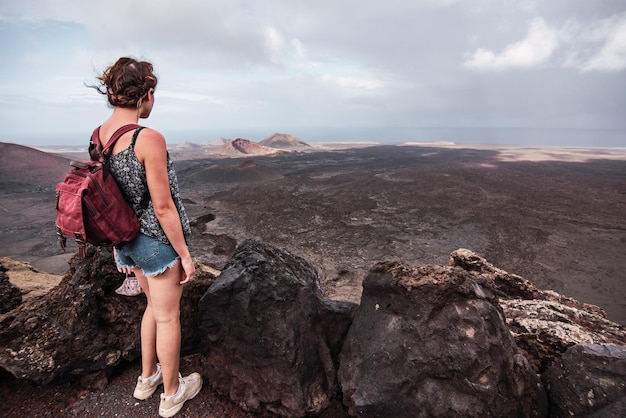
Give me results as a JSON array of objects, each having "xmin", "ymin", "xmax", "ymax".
[
  {"xmin": 1, "ymin": 142, "xmax": 625, "ymax": 416},
  {"xmin": 0, "ymin": 355, "xmax": 263, "ymax": 418}
]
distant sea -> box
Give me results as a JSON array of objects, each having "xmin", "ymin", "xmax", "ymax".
[{"xmin": 4, "ymin": 127, "xmax": 626, "ymax": 148}]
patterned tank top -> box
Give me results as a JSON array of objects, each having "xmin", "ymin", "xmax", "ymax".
[{"xmin": 107, "ymin": 127, "xmax": 191, "ymax": 244}]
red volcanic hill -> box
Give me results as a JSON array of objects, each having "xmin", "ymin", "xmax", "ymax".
[
  {"xmin": 183, "ymin": 160, "xmax": 284, "ymax": 183},
  {"xmin": 216, "ymin": 138, "xmax": 278, "ymax": 157},
  {"xmin": 260, "ymin": 133, "xmax": 310, "ymax": 149},
  {"xmin": 0, "ymin": 142, "xmax": 71, "ymax": 188}
]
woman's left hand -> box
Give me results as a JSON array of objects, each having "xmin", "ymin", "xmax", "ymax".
[
  {"xmin": 179, "ymin": 256, "xmax": 196, "ymax": 285},
  {"xmin": 114, "ymin": 247, "xmax": 134, "ymax": 275}
]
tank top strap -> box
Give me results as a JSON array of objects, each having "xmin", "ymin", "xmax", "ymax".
[{"xmin": 130, "ymin": 127, "xmax": 145, "ymax": 148}]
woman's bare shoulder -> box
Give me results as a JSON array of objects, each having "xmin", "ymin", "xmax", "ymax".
[
  {"xmin": 138, "ymin": 127, "xmax": 166, "ymax": 142},
  {"xmin": 135, "ymin": 127, "xmax": 167, "ymax": 160}
]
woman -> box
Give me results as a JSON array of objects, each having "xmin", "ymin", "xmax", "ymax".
[{"xmin": 92, "ymin": 57, "xmax": 202, "ymax": 418}]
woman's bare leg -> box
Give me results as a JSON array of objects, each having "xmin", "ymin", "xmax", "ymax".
[
  {"xmin": 135, "ymin": 267, "xmax": 158, "ymax": 378},
  {"xmin": 144, "ymin": 261, "xmax": 184, "ymax": 396}
]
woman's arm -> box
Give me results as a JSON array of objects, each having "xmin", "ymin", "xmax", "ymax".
[{"xmin": 136, "ymin": 129, "xmax": 195, "ymax": 284}]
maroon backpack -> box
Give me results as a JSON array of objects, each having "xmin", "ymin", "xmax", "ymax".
[{"xmin": 55, "ymin": 124, "xmax": 143, "ymax": 256}]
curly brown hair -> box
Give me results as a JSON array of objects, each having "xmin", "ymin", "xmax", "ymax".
[{"xmin": 93, "ymin": 57, "xmax": 158, "ymax": 108}]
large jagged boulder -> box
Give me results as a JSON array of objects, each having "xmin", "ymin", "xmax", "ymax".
[
  {"xmin": 542, "ymin": 343, "xmax": 626, "ymax": 417},
  {"xmin": 338, "ymin": 261, "xmax": 548, "ymax": 418},
  {"xmin": 0, "ymin": 247, "xmax": 143, "ymax": 387},
  {"xmin": 0, "ymin": 263, "xmax": 22, "ymax": 313},
  {"xmin": 450, "ymin": 249, "xmax": 626, "ymax": 373},
  {"xmin": 0, "ymin": 246, "xmax": 215, "ymax": 388},
  {"xmin": 197, "ymin": 239, "xmax": 357, "ymax": 417}
]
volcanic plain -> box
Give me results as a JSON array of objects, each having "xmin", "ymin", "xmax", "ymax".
[{"xmin": 1, "ymin": 140, "xmax": 625, "ymax": 325}]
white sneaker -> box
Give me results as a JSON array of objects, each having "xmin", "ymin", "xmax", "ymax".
[
  {"xmin": 133, "ymin": 364, "xmax": 163, "ymax": 400},
  {"xmin": 158, "ymin": 372, "xmax": 203, "ymax": 417}
]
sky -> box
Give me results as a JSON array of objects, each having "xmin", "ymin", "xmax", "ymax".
[{"xmin": 1, "ymin": 0, "xmax": 625, "ymax": 147}]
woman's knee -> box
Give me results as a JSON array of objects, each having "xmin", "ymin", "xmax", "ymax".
[{"xmin": 152, "ymin": 307, "xmax": 181, "ymax": 325}]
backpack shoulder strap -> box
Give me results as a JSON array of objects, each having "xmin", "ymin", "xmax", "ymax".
[{"xmin": 91, "ymin": 124, "xmax": 143, "ymax": 161}]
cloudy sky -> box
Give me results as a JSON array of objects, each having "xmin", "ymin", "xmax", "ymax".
[{"xmin": 1, "ymin": 0, "xmax": 625, "ymax": 146}]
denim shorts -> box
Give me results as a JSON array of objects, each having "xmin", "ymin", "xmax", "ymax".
[{"xmin": 115, "ymin": 233, "xmax": 180, "ymax": 277}]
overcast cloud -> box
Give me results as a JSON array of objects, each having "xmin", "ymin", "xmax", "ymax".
[{"xmin": 1, "ymin": 0, "xmax": 625, "ymax": 146}]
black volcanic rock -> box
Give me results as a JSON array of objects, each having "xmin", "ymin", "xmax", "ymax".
[
  {"xmin": 197, "ymin": 239, "xmax": 357, "ymax": 416},
  {"xmin": 338, "ymin": 260, "xmax": 548, "ymax": 417},
  {"xmin": 260, "ymin": 133, "xmax": 310, "ymax": 149},
  {"xmin": 542, "ymin": 343, "xmax": 626, "ymax": 417}
]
